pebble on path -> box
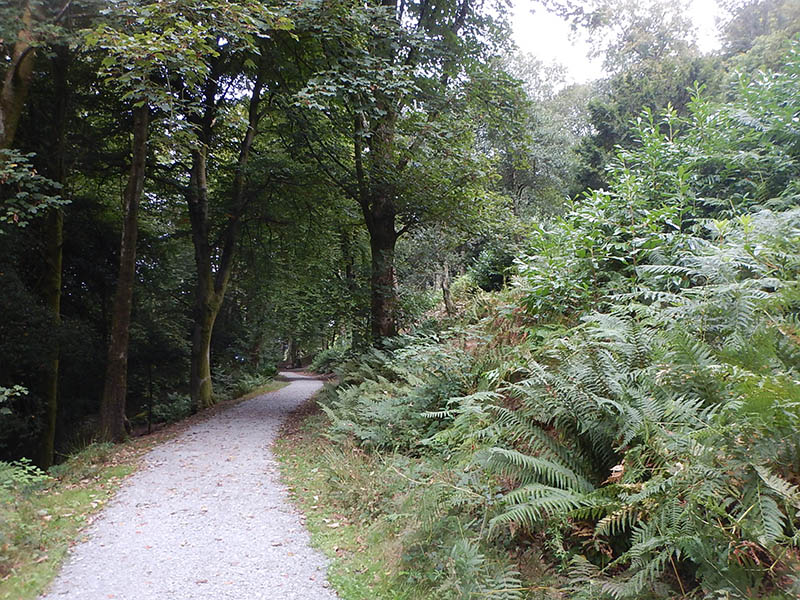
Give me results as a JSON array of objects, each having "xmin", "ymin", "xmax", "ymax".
[{"xmin": 40, "ymin": 372, "xmax": 340, "ymax": 600}]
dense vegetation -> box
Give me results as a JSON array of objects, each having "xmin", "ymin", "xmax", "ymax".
[{"xmin": 1, "ymin": 0, "xmax": 799, "ymax": 598}]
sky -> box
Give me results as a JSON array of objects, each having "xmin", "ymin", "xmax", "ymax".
[{"xmin": 512, "ymin": 0, "xmax": 724, "ymax": 84}]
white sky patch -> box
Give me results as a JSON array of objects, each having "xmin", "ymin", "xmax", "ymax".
[{"xmin": 512, "ymin": 0, "xmax": 724, "ymax": 84}]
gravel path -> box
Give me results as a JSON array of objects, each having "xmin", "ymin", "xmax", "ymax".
[{"xmin": 41, "ymin": 372, "xmax": 339, "ymax": 600}]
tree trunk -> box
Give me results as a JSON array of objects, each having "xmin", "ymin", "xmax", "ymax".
[
  {"xmin": 287, "ymin": 338, "xmax": 300, "ymax": 368},
  {"xmin": 186, "ymin": 73, "xmax": 262, "ymax": 410},
  {"xmin": 340, "ymin": 229, "xmax": 367, "ymax": 349},
  {"xmin": 367, "ymin": 203, "xmax": 398, "ymax": 339},
  {"xmin": 187, "ymin": 146, "xmax": 218, "ymax": 411},
  {"xmin": 0, "ymin": 1, "xmax": 36, "ymax": 150},
  {"xmin": 35, "ymin": 207, "xmax": 62, "ymax": 467},
  {"xmin": 190, "ymin": 285, "xmax": 219, "ymax": 410},
  {"xmin": 100, "ymin": 104, "xmax": 149, "ymax": 442},
  {"xmin": 363, "ymin": 95, "xmax": 399, "ymax": 341},
  {"xmin": 35, "ymin": 48, "xmax": 69, "ymax": 467},
  {"xmin": 442, "ymin": 263, "xmax": 455, "ymax": 316}
]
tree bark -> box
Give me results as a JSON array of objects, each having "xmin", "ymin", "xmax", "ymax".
[
  {"xmin": 442, "ymin": 262, "xmax": 455, "ymax": 316},
  {"xmin": 362, "ymin": 95, "xmax": 400, "ymax": 341},
  {"xmin": 35, "ymin": 207, "xmax": 62, "ymax": 466},
  {"xmin": 0, "ymin": 1, "xmax": 36, "ymax": 150},
  {"xmin": 190, "ymin": 279, "xmax": 219, "ymax": 410},
  {"xmin": 366, "ymin": 201, "xmax": 398, "ymax": 339},
  {"xmin": 100, "ymin": 104, "xmax": 149, "ymax": 442}
]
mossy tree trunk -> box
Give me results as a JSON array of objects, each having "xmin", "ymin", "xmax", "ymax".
[{"xmin": 35, "ymin": 47, "xmax": 70, "ymax": 467}]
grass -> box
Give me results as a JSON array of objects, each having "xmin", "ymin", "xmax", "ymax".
[
  {"xmin": 237, "ymin": 379, "xmax": 289, "ymax": 402},
  {"xmin": 0, "ymin": 441, "xmax": 155, "ymax": 600},
  {"xmin": 0, "ymin": 376, "xmax": 289, "ymax": 600},
  {"xmin": 274, "ymin": 399, "xmax": 415, "ymax": 600}
]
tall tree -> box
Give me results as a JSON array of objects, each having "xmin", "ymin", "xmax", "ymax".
[
  {"xmin": 84, "ymin": 0, "xmax": 231, "ymax": 436},
  {"xmin": 2, "ymin": 0, "xmax": 93, "ymax": 466},
  {"xmin": 148, "ymin": 1, "xmax": 292, "ymax": 410},
  {"xmin": 184, "ymin": 69, "xmax": 268, "ymax": 409},
  {"xmin": 540, "ymin": 0, "xmax": 717, "ymax": 193},
  {"xmin": 295, "ymin": 0, "xmax": 514, "ymax": 340}
]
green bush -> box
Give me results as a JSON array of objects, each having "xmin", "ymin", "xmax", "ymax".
[
  {"xmin": 151, "ymin": 393, "xmax": 193, "ymax": 424},
  {"xmin": 0, "ymin": 458, "xmax": 50, "ymax": 492},
  {"xmin": 322, "ymin": 334, "xmax": 474, "ymax": 453},
  {"xmin": 309, "ymin": 345, "xmax": 350, "ymax": 374}
]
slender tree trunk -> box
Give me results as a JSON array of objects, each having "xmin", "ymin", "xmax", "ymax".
[
  {"xmin": 287, "ymin": 338, "xmax": 299, "ymax": 368},
  {"xmin": 0, "ymin": 1, "xmax": 36, "ymax": 150},
  {"xmin": 100, "ymin": 104, "xmax": 149, "ymax": 442},
  {"xmin": 35, "ymin": 48, "xmax": 69, "ymax": 467},
  {"xmin": 35, "ymin": 207, "xmax": 62, "ymax": 466},
  {"xmin": 442, "ymin": 263, "xmax": 455, "ymax": 316},
  {"xmin": 340, "ymin": 229, "xmax": 367, "ymax": 349}
]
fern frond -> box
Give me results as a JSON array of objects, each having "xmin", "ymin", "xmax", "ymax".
[
  {"xmin": 596, "ymin": 504, "xmax": 642, "ymax": 538},
  {"xmin": 489, "ymin": 448, "xmax": 595, "ymax": 492},
  {"xmin": 491, "ymin": 484, "xmax": 587, "ymax": 531},
  {"xmin": 755, "ymin": 465, "xmax": 800, "ymax": 509},
  {"xmin": 756, "ymin": 487, "xmax": 786, "ymax": 546}
]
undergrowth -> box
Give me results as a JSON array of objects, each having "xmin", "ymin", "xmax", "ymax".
[
  {"xmin": 313, "ymin": 50, "xmax": 800, "ymax": 600},
  {"xmin": 276, "ymin": 399, "xmax": 561, "ymax": 600}
]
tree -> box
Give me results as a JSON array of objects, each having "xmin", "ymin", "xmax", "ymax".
[
  {"xmin": 719, "ymin": 0, "xmax": 800, "ymax": 55},
  {"xmin": 139, "ymin": 1, "xmax": 292, "ymax": 410},
  {"xmin": 539, "ymin": 0, "xmax": 717, "ymax": 194},
  {"xmin": 1, "ymin": 0, "xmax": 94, "ymax": 467},
  {"xmin": 84, "ymin": 0, "xmax": 276, "ymax": 431},
  {"xmin": 0, "ymin": 0, "xmax": 37, "ymax": 151},
  {"xmin": 295, "ymin": 0, "xmax": 515, "ymax": 340}
]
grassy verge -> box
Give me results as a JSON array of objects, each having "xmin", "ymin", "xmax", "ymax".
[
  {"xmin": 237, "ymin": 379, "xmax": 289, "ymax": 402},
  {"xmin": 274, "ymin": 394, "xmax": 565, "ymax": 600},
  {"xmin": 0, "ymin": 377, "xmax": 289, "ymax": 600},
  {"xmin": 0, "ymin": 440, "xmax": 156, "ymax": 600},
  {"xmin": 274, "ymin": 398, "xmax": 413, "ymax": 600}
]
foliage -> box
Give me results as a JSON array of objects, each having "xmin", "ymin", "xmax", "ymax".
[
  {"xmin": 319, "ymin": 48, "xmax": 800, "ymax": 599},
  {"xmin": 0, "ymin": 149, "xmax": 64, "ymax": 231},
  {"xmin": 309, "ymin": 344, "xmax": 351, "ymax": 375},
  {"xmin": 276, "ymin": 405, "xmax": 541, "ymax": 600},
  {"xmin": 321, "ymin": 333, "xmax": 475, "ymax": 452},
  {"xmin": 150, "ymin": 393, "xmax": 193, "ymax": 425},
  {"xmin": 0, "ymin": 458, "xmax": 50, "ymax": 491}
]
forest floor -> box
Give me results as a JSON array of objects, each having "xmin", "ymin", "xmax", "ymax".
[{"xmin": 38, "ymin": 371, "xmax": 339, "ymax": 600}]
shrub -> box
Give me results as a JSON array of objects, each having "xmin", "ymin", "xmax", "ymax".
[
  {"xmin": 321, "ymin": 334, "xmax": 474, "ymax": 453},
  {"xmin": 151, "ymin": 393, "xmax": 193, "ymax": 424},
  {"xmin": 309, "ymin": 345, "xmax": 350, "ymax": 374}
]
